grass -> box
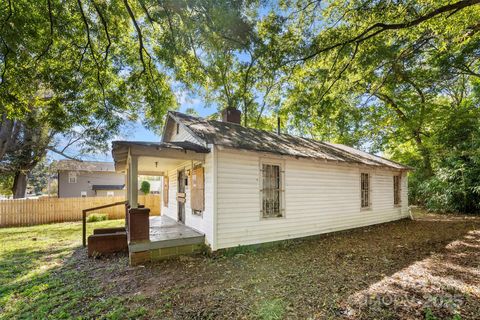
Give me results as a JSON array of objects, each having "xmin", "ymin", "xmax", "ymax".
[
  {"xmin": 0, "ymin": 219, "xmax": 140, "ymax": 320},
  {"xmin": 254, "ymin": 299, "xmax": 285, "ymax": 320},
  {"xmin": 0, "ymin": 213, "xmax": 479, "ymax": 319}
]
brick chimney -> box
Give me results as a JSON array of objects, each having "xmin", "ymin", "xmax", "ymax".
[{"xmin": 221, "ymin": 107, "xmax": 241, "ymax": 124}]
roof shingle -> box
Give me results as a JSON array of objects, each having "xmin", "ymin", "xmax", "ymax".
[{"xmin": 170, "ymin": 111, "xmax": 410, "ymax": 170}]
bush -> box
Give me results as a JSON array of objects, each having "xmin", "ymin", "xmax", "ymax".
[
  {"xmin": 140, "ymin": 181, "xmax": 150, "ymax": 195},
  {"xmin": 86, "ymin": 213, "xmax": 108, "ymax": 223}
]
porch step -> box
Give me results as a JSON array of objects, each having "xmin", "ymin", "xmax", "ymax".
[
  {"xmin": 128, "ymin": 234, "xmax": 204, "ymax": 253},
  {"xmin": 88, "ymin": 231, "xmax": 128, "ymax": 256},
  {"xmin": 128, "ymin": 234, "xmax": 204, "ymax": 266}
]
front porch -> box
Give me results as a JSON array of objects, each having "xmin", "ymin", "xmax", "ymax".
[
  {"xmin": 128, "ymin": 215, "xmax": 204, "ymax": 265},
  {"xmin": 108, "ymin": 140, "xmax": 209, "ymax": 265}
]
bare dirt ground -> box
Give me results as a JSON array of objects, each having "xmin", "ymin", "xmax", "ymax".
[
  {"xmin": 94, "ymin": 213, "xmax": 480, "ymax": 319},
  {"xmin": 2, "ymin": 212, "xmax": 479, "ymax": 319}
]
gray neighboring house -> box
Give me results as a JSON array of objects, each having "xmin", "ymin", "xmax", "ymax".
[{"xmin": 57, "ymin": 160, "xmax": 125, "ymax": 198}]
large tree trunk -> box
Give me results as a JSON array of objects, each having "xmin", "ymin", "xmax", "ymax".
[
  {"xmin": 12, "ymin": 171, "xmax": 28, "ymax": 199},
  {"xmin": 0, "ymin": 115, "xmax": 21, "ymax": 161}
]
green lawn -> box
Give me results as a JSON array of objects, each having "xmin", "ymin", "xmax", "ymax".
[
  {"xmin": 0, "ymin": 219, "xmax": 143, "ymax": 320},
  {"xmin": 1, "ymin": 214, "xmax": 479, "ymax": 319}
]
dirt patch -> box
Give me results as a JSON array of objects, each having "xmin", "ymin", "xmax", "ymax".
[{"xmin": 86, "ymin": 215, "xmax": 480, "ymax": 319}]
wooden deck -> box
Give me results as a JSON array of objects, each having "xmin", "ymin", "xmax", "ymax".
[{"xmin": 128, "ymin": 215, "xmax": 204, "ymax": 253}]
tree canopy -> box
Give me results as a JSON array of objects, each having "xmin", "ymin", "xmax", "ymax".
[
  {"xmin": 0, "ymin": 0, "xmax": 255, "ymax": 197},
  {"xmin": 1, "ymin": 0, "xmax": 480, "ymax": 210}
]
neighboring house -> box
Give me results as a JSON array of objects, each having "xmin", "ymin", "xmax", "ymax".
[
  {"xmin": 112, "ymin": 108, "xmax": 411, "ymax": 255},
  {"xmin": 56, "ymin": 160, "xmax": 125, "ymax": 198}
]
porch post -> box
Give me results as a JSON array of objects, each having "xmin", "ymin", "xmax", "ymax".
[
  {"xmin": 125, "ymin": 167, "xmax": 131, "ymax": 204},
  {"xmin": 130, "ymin": 155, "xmax": 138, "ymax": 208}
]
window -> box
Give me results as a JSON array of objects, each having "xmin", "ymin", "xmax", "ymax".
[
  {"xmin": 68, "ymin": 171, "xmax": 77, "ymax": 183},
  {"xmin": 394, "ymin": 175, "xmax": 401, "ymax": 205},
  {"xmin": 261, "ymin": 163, "xmax": 283, "ymax": 218},
  {"xmin": 80, "ymin": 191, "xmax": 87, "ymax": 197},
  {"xmin": 176, "ymin": 123, "xmax": 180, "ymax": 135},
  {"xmin": 361, "ymin": 173, "xmax": 370, "ymax": 208}
]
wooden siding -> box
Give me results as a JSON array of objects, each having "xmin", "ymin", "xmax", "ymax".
[
  {"xmin": 161, "ymin": 153, "xmax": 214, "ymax": 247},
  {"xmin": 0, "ymin": 194, "xmax": 161, "ymax": 228},
  {"xmin": 164, "ymin": 118, "xmax": 201, "ymax": 144},
  {"xmin": 215, "ymin": 148, "xmax": 409, "ymax": 250}
]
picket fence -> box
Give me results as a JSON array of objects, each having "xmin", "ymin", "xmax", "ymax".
[{"xmin": 0, "ymin": 194, "xmax": 161, "ymax": 227}]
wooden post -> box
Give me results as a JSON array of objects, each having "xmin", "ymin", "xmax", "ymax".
[
  {"xmin": 126, "ymin": 167, "xmax": 131, "ymax": 204},
  {"xmin": 82, "ymin": 209, "xmax": 87, "ymax": 247},
  {"xmin": 130, "ymin": 156, "xmax": 138, "ymax": 208}
]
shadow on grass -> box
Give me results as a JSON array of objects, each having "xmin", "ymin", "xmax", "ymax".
[
  {"xmin": 107, "ymin": 217, "xmax": 480, "ymax": 319},
  {"xmin": 0, "ymin": 244, "xmax": 142, "ymax": 320},
  {"xmin": 342, "ymin": 220, "xmax": 480, "ymax": 320},
  {"xmin": 1, "ymin": 217, "xmax": 479, "ymax": 320}
]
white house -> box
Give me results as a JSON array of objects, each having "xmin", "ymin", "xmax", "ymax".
[{"xmin": 111, "ymin": 108, "xmax": 410, "ymax": 265}]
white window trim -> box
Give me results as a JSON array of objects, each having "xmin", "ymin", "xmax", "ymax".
[
  {"xmin": 259, "ymin": 159, "xmax": 286, "ymax": 219},
  {"xmin": 360, "ymin": 172, "xmax": 372, "ymax": 211},
  {"xmin": 68, "ymin": 171, "xmax": 77, "ymax": 184}
]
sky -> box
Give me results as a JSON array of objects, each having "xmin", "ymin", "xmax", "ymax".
[{"xmin": 52, "ymin": 95, "xmax": 217, "ymax": 162}]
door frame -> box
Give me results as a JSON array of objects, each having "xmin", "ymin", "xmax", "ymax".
[{"xmin": 177, "ymin": 169, "xmax": 186, "ymax": 223}]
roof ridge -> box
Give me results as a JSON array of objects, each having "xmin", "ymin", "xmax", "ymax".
[{"xmin": 170, "ymin": 110, "xmax": 410, "ymax": 170}]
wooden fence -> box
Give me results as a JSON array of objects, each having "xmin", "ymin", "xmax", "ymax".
[{"xmin": 0, "ymin": 194, "xmax": 161, "ymax": 228}]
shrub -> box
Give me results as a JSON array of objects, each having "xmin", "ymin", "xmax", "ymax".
[
  {"xmin": 140, "ymin": 181, "xmax": 150, "ymax": 195},
  {"xmin": 86, "ymin": 214, "xmax": 108, "ymax": 223}
]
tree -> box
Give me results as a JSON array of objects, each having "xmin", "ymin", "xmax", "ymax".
[
  {"xmin": 232, "ymin": 0, "xmax": 480, "ymax": 212},
  {"xmin": 0, "ymin": 0, "xmax": 256, "ymax": 197},
  {"xmin": 140, "ymin": 180, "xmax": 150, "ymax": 195}
]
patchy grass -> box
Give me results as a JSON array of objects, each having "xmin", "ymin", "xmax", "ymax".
[
  {"xmin": 1, "ymin": 213, "xmax": 479, "ymax": 319},
  {"xmin": 254, "ymin": 299, "xmax": 285, "ymax": 320},
  {"xmin": 0, "ymin": 219, "xmax": 137, "ymax": 319}
]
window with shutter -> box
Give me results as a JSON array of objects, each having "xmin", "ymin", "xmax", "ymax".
[{"xmin": 191, "ymin": 167, "xmax": 204, "ymax": 212}]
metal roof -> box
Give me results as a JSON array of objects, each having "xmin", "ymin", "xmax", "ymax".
[{"xmin": 169, "ymin": 111, "xmax": 411, "ymax": 170}]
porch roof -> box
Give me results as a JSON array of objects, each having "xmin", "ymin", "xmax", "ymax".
[{"xmin": 111, "ymin": 140, "xmax": 210, "ymax": 173}]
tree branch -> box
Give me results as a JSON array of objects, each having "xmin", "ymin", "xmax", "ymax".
[
  {"xmin": 123, "ymin": 0, "xmax": 146, "ymax": 74},
  {"xmin": 36, "ymin": 0, "xmax": 54, "ymax": 61},
  {"xmin": 291, "ymin": 0, "xmax": 480, "ymax": 63},
  {"xmin": 91, "ymin": 0, "xmax": 111, "ymax": 61},
  {"xmin": 47, "ymin": 147, "xmax": 83, "ymax": 161},
  {"xmin": 0, "ymin": 0, "xmax": 12, "ymax": 86},
  {"xmin": 77, "ymin": 0, "xmax": 107, "ymax": 110}
]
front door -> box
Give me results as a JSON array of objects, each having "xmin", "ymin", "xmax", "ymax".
[{"xmin": 177, "ymin": 169, "xmax": 186, "ymax": 223}]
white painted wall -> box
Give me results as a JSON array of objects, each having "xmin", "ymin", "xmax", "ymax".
[
  {"xmin": 162, "ymin": 116, "xmax": 410, "ymax": 251},
  {"xmin": 215, "ymin": 148, "xmax": 409, "ymax": 250},
  {"xmin": 165, "ymin": 121, "xmax": 201, "ymax": 144},
  {"xmin": 161, "ymin": 155, "xmax": 215, "ymax": 247}
]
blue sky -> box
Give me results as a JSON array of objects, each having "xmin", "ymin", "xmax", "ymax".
[{"xmin": 55, "ymin": 98, "xmax": 217, "ymax": 162}]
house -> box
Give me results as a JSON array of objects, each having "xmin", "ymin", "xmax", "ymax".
[
  {"xmin": 108, "ymin": 108, "xmax": 411, "ymax": 265},
  {"xmin": 56, "ymin": 160, "xmax": 125, "ymax": 198}
]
